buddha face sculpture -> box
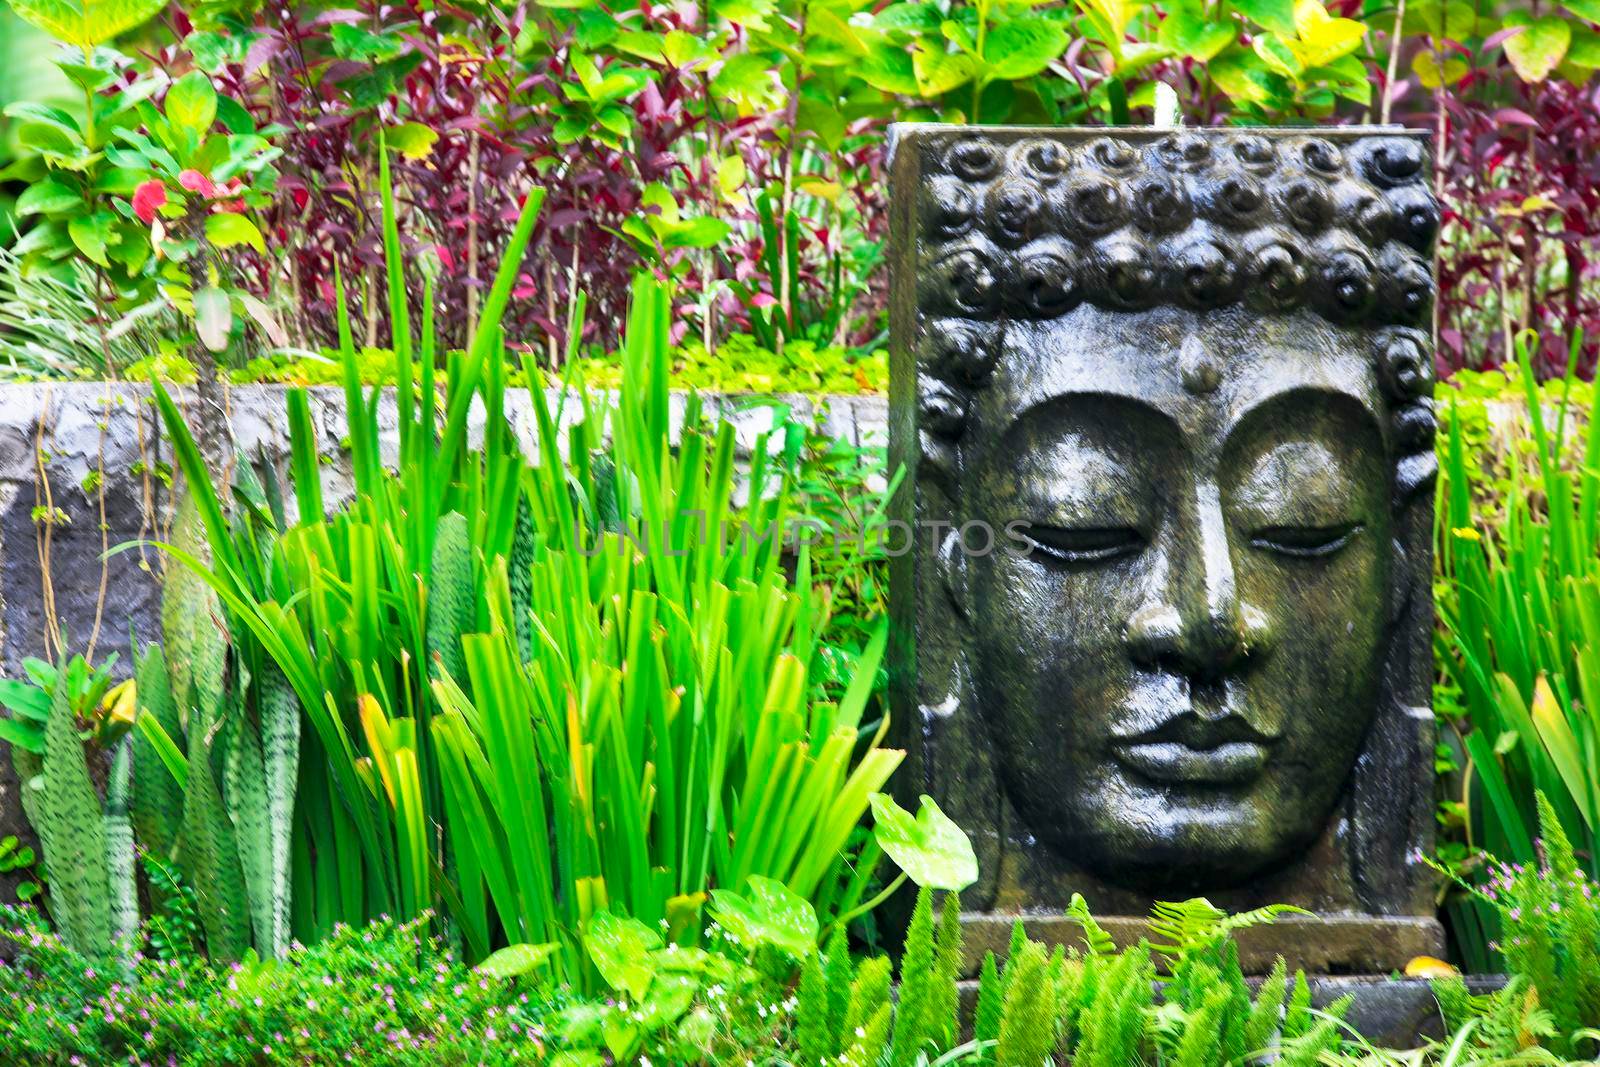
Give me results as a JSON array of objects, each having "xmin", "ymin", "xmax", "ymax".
[{"xmin": 893, "ymin": 128, "xmax": 1440, "ymax": 894}]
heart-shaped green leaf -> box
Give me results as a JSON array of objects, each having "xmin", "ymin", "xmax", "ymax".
[
  {"xmin": 205, "ymin": 213, "xmax": 265, "ymax": 253},
  {"xmin": 870, "ymin": 793, "xmax": 979, "ymax": 891},
  {"xmin": 17, "ymin": 179, "xmax": 83, "ymax": 216},
  {"xmin": 1158, "ymin": 12, "xmax": 1237, "ymax": 60},
  {"xmin": 165, "ymin": 71, "xmax": 217, "ymax": 134},
  {"xmin": 476, "ymin": 942, "xmax": 559, "ymax": 979},
  {"xmin": 983, "ymin": 15, "xmax": 1070, "ymax": 80},
  {"xmin": 586, "ymin": 911, "xmax": 661, "ymax": 1000},
  {"xmin": 710, "ymin": 875, "xmax": 818, "ymax": 958},
  {"xmin": 1502, "ymin": 14, "xmax": 1572, "ymax": 82},
  {"xmin": 1231, "ymin": 0, "xmax": 1295, "ymax": 36}
]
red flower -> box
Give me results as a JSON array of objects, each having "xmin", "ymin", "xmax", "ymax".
[
  {"xmin": 132, "ymin": 180, "xmax": 167, "ymax": 224},
  {"xmin": 178, "ymin": 169, "xmax": 217, "ymax": 197}
]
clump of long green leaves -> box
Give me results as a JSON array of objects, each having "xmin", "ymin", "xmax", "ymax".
[
  {"xmin": 1436, "ymin": 329, "xmax": 1600, "ymax": 969},
  {"xmin": 150, "ymin": 154, "xmax": 904, "ymax": 979},
  {"xmin": 427, "ymin": 273, "xmax": 901, "ymax": 980}
]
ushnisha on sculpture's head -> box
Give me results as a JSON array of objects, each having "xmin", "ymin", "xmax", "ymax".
[{"xmin": 915, "ymin": 130, "xmax": 1439, "ymax": 891}]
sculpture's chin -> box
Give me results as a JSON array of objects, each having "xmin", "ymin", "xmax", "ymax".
[{"xmin": 1013, "ymin": 780, "xmax": 1325, "ymax": 894}]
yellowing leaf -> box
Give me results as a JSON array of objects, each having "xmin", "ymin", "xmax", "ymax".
[
  {"xmin": 388, "ymin": 122, "xmax": 438, "ymax": 160},
  {"xmin": 798, "ymin": 177, "xmax": 842, "ymax": 202},
  {"xmin": 1287, "ymin": 4, "xmax": 1366, "ymax": 69},
  {"xmin": 1405, "ymin": 956, "xmax": 1459, "ymax": 978},
  {"xmin": 1413, "ymin": 49, "xmax": 1467, "ymax": 88},
  {"xmin": 912, "ymin": 44, "xmax": 976, "ymax": 96},
  {"xmin": 716, "ymin": 154, "xmax": 747, "ymax": 203},
  {"xmin": 1503, "ymin": 14, "xmax": 1572, "ymax": 83}
]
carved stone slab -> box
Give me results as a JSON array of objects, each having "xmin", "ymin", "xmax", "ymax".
[{"xmin": 886, "ymin": 126, "xmax": 1442, "ymax": 972}]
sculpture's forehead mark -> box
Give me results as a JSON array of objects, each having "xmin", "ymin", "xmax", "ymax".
[{"xmin": 978, "ymin": 307, "xmax": 1385, "ymax": 447}]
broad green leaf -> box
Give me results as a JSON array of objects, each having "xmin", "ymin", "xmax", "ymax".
[
  {"xmin": 1502, "ymin": 14, "xmax": 1572, "ymax": 82},
  {"xmin": 55, "ymin": 61, "xmax": 116, "ymax": 92},
  {"xmin": 1568, "ymin": 27, "xmax": 1600, "ymax": 67},
  {"xmin": 984, "ymin": 15, "xmax": 1070, "ymax": 80},
  {"xmin": 710, "ymin": 875, "xmax": 819, "ymax": 958},
  {"xmin": 870, "ymin": 793, "xmax": 978, "ymax": 890},
  {"xmin": 875, "ymin": 1, "xmax": 942, "ymax": 36},
  {"xmin": 663, "ymin": 216, "xmax": 731, "ymax": 249},
  {"xmin": 165, "ymin": 71, "xmax": 217, "ymax": 134},
  {"xmin": 1560, "ymin": 0, "xmax": 1600, "ymax": 23},
  {"xmin": 913, "ymin": 44, "xmax": 976, "ymax": 95},
  {"xmin": 388, "ymin": 122, "xmax": 438, "ymax": 160},
  {"xmin": 477, "ymin": 943, "xmax": 560, "ymax": 979},
  {"xmin": 1402, "ymin": 0, "xmax": 1478, "ymax": 40},
  {"xmin": 1254, "ymin": 33, "xmax": 1303, "ymax": 78},
  {"xmin": 1157, "ymin": 12, "xmax": 1236, "ymax": 61},
  {"xmin": 16, "ymin": 178, "xmax": 82, "ymax": 215},
  {"xmin": 16, "ymin": 120, "xmax": 79, "ymax": 157},
  {"xmin": 194, "ymin": 286, "xmax": 233, "ymax": 351},
  {"xmin": 1413, "ymin": 49, "xmax": 1468, "ymax": 87},
  {"xmin": 586, "ymin": 911, "xmax": 661, "ymax": 1000},
  {"xmin": 8, "ymin": 0, "xmax": 168, "ymax": 50},
  {"xmin": 205, "ymin": 212, "xmax": 264, "ymax": 253},
  {"xmin": 1210, "ymin": 51, "xmax": 1278, "ymax": 104},
  {"xmin": 857, "ymin": 40, "xmax": 919, "ymax": 94},
  {"xmin": 1231, "ymin": 0, "xmax": 1296, "ymax": 35},
  {"xmin": 329, "ymin": 23, "xmax": 406, "ymax": 62},
  {"xmin": 67, "ymin": 211, "xmax": 115, "ymax": 267}
]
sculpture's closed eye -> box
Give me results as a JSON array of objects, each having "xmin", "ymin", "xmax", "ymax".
[
  {"xmin": 1249, "ymin": 523, "xmax": 1363, "ymax": 559},
  {"xmin": 1017, "ymin": 523, "xmax": 1144, "ymax": 565}
]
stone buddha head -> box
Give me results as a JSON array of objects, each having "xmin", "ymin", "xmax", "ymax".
[{"xmin": 889, "ymin": 128, "xmax": 1439, "ymax": 897}]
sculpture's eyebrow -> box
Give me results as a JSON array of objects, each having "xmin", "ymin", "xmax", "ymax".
[
  {"xmin": 1001, "ymin": 391, "xmax": 1185, "ymax": 447},
  {"xmin": 1224, "ymin": 385, "xmax": 1386, "ymax": 450}
]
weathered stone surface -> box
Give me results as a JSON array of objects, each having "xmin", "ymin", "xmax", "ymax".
[
  {"xmin": 955, "ymin": 973, "xmax": 1505, "ymax": 1049},
  {"xmin": 961, "ymin": 913, "xmax": 1445, "ymax": 977},
  {"xmin": 887, "ymin": 126, "xmax": 1443, "ymax": 972}
]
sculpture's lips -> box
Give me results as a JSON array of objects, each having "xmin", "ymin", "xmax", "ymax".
[
  {"xmin": 1112, "ymin": 740, "xmax": 1269, "ymax": 785},
  {"xmin": 1110, "ymin": 713, "xmax": 1276, "ymax": 785}
]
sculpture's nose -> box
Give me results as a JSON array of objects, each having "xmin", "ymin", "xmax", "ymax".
[{"xmin": 1125, "ymin": 484, "xmax": 1273, "ymax": 682}]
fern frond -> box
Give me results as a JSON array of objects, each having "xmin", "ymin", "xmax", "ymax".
[{"xmin": 1068, "ymin": 893, "xmax": 1117, "ymax": 957}]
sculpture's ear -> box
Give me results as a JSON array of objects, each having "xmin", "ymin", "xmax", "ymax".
[{"xmin": 936, "ymin": 525, "xmax": 971, "ymax": 622}]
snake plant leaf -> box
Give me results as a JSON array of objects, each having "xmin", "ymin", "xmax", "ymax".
[
  {"xmin": 224, "ymin": 709, "xmax": 274, "ymax": 956},
  {"xmin": 509, "ymin": 494, "xmax": 536, "ymax": 663},
  {"xmin": 161, "ymin": 493, "xmax": 207, "ymax": 726},
  {"xmin": 709, "ymin": 875, "xmax": 819, "ymax": 959},
  {"xmin": 37, "ymin": 674, "xmax": 111, "ymax": 958},
  {"xmin": 427, "ymin": 511, "xmax": 473, "ymax": 681},
  {"xmin": 104, "ymin": 737, "xmax": 139, "ymax": 957},
  {"xmin": 869, "ymin": 793, "xmax": 979, "ymax": 891},
  {"xmin": 258, "ymin": 663, "xmax": 299, "ymax": 956},
  {"xmin": 131, "ymin": 642, "xmax": 184, "ymax": 859},
  {"xmin": 179, "ymin": 730, "xmax": 252, "ymax": 963}
]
